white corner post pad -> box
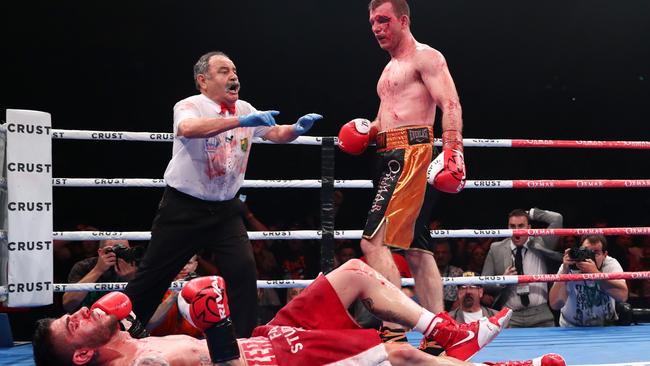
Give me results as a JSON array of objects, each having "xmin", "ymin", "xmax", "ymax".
[{"xmin": 4, "ymin": 109, "xmax": 53, "ymax": 307}]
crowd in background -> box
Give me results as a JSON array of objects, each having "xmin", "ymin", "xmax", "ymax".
[{"xmin": 3, "ymin": 191, "xmax": 650, "ymax": 340}]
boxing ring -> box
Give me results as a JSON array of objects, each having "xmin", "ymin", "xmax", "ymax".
[
  {"xmin": 1, "ymin": 326, "xmax": 649, "ymax": 366},
  {"xmin": 1, "ymin": 109, "xmax": 650, "ymax": 365}
]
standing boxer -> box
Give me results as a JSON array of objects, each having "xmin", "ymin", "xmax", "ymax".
[{"xmin": 338, "ymin": 0, "xmax": 465, "ymax": 350}]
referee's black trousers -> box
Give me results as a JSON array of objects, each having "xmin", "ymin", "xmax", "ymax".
[{"xmin": 124, "ymin": 186, "xmax": 258, "ymax": 337}]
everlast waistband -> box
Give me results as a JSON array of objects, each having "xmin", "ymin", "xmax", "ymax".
[{"xmin": 376, "ymin": 126, "xmax": 433, "ymax": 151}]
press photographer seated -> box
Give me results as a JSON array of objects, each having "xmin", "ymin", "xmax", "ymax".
[
  {"xmin": 549, "ymin": 235, "xmax": 628, "ymax": 327},
  {"xmin": 63, "ymin": 239, "xmax": 142, "ymax": 313}
]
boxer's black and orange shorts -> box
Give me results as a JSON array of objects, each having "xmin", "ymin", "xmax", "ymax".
[{"xmin": 363, "ymin": 126, "xmax": 436, "ymax": 251}]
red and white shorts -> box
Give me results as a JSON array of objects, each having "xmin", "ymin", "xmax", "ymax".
[{"xmin": 250, "ymin": 275, "xmax": 387, "ymax": 365}]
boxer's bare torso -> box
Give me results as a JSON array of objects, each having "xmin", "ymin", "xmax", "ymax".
[
  {"xmin": 102, "ymin": 334, "xmax": 247, "ymax": 366},
  {"xmin": 370, "ymin": 2, "xmax": 461, "ymax": 134},
  {"xmin": 116, "ymin": 336, "xmax": 453, "ymax": 366},
  {"xmin": 376, "ymin": 43, "xmax": 441, "ymax": 131}
]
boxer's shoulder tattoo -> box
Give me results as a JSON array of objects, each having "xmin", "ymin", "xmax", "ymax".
[
  {"xmin": 361, "ymin": 297, "xmax": 374, "ymax": 312},
  {"xmin": 131, "ymin": 355, "xmax": 170, "ymax": 366}
]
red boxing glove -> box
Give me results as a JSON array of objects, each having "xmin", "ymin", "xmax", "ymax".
[
  {"xmin": 91, "ymin": 292, "xmax": 132, "ymax": 321},
  {"xmin": 91, "ymin": 292, "xmax": 149, "ymax": 338},
  {"xmin": 178, "ymin": 276, "xmax": 239, "ymax": 363},
  {"xmin": 427, "ymin": 130, "xmax": 466, "ymax": 193},
  {"xmin": 178, "ymin": 276, "xmax": 230, "ymax": 330},
  {"xmin": 338, "ymin": 118, "xmax": 373, "ymax": 155}
]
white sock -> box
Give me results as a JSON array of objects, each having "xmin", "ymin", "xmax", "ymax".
[{"xmin": 413, "ymin": 309, "xmax": 439, "ymax": 337}]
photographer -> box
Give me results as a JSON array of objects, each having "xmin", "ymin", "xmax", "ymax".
[
  {"xmin": 62, "ymin": 239, "xmax": 138, "ymax": 313},
  {"xmin": 549, "ymin": 235, "xmax": 628, "ymax": 327}
]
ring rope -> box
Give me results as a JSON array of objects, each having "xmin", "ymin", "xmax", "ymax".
[
  {"xmin": 3, "ymin": 126, "xmax": 647, "ymax": 148},
  {"xmin": 37, "ymin": 226, "xmax": 650, "ymax": 241},
  {"xmin": 35, "ymin": 178, "xmax": 650, "ymax": 189},
  {"xmin": 47, "ymin": 129, "xmax": 323, "ymax": 145},
  {"xmin": 1, "ymin": 178, "xmax": 648, "ymax": 189},
  {"xmin": 2, "ymin": 271, "xmax": 648, "ymax": 296}
]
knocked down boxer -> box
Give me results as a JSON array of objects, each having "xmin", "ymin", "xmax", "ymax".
[{"xmin": 33, "ymin": 259, "xmax": 565, "ymax": 366}]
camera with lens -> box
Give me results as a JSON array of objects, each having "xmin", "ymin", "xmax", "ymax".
[
  {"xmin": 105, "ymin": 244, "xmax": 144, "ymax": 263},
  {"xmin": 568, "ymin": 247, "xmax": 596, "ymax": 271}
]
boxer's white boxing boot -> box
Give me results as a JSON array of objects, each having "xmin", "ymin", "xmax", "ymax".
[{"xmin": 419, "ymin": 308, "xmax": 512, "ymax": 361}]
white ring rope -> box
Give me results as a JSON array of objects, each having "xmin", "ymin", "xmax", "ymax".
[
  {"xmin": 3, "ymin": 127, "xmax": 640, "ymax": 148},
  {"xmin": 0, "ymin": 178, "xmax": 647, "ymax": 190},
  {"xmin": 0, "ymin": 226, "xmax": 642, "ymax": 242},
  {"xmin": 46, "ymin": 129, "xmax": 323, "ymax": 145},
  {"xmin": 45, "ymin": 226, "xmax": 650, "ymax": 241},
  {"xmin": 46, "ymin": 178, "xmax": 372, "ymax": 189},
  {"xmin": 2, "ymin": 271, "xmax": 648, "ymax": 296},
  {"xmin": 39, "ymin": 178, "xmax": 650, "ymax": 189}
]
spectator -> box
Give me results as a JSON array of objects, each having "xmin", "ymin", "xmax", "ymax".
[
  {"xmin": 449, "ymin": 272, "xmax": 499, "ymax": 323},
  {"xmin": 66, "ymin": 224, "xmax": 101, "ymax": 262},
  {"xmin": 237, "ymin": 200, "xmax": 284, "ymax": 325},
  {"xmin": 456, "ymin": 239, "xmax": 480, "ymax": 268},
  {"xmin": 335, "ymin": 241, "xmax": 360, "ymax": 268},
  {"xmin": 466, "ymin": 246, "xmax": 487, "ymax": 275},
  {"xmin": 62, "ymin": 239, "xmax": 137, "ymax": 313},
  {"xmin": 53, "ymin": 240, "xmax": 73, "ymax": 284},
  {"xmin": 237, "ymin": 198, "xmax": 281, "ymax": 280},
  {"xmin": 252, "ymin": 237, "xmax": 282, "ymax": 325},
  {"xmin": 275, "ymin": 220, "xmax": 320, "ymax": 281},
  {"xmin": 253, "ymin": 240, "xmax": 280, "ymax": 280},
  {"xmin": 479, "ymin": 238, "xmax": 493, "ymax": 254},
  {"xmin": 629, "ymin": 244, "xmax": 650, "ymax": 307},
  {"xmin": 559, "ymin": 235, "xmax": 578, "ymax": 253},
  {"xmin": 433, "ymin": 240, "xmax": 464, "ymax": 311},
  {"xmin": 482, "ymin": 208, "xmax": 563, "ymax": 327},
  {"xmin": 549, "ymin": 235, "xmax": 628, "ymax": 326},
  {"xmin": 278, "ymin": 240, "xmax": 308, "ymax": 280},
  {"xmin": 147, "ymin": 256, "xmax": 203, "ymax": 337}
]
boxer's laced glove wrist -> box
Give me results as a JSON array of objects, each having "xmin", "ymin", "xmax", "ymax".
[
  {"xmin": 427, "ymin": 129, "xmax": 467, "ymax": 193},
  {"xmin": 178, "ymin": 276, "xmax": 240, "ymax": 363},
  {"xmin": 120, "ymin": 313, "xmax": 149, "ymax": 339},
  {"xmin": 91, "ymin": 292, "xmax": 149, "ymax": 338},
  {"xmin": 204, "ymin": 318, "xmax": 240, "ymax": 363}
]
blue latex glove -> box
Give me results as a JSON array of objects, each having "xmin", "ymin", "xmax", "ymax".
[
  {"xmin": 239, "ymin": 110, "xmax": 280, "ymax": 128},
  {"xmin": 292, "ymin": 113, "xmax": 323, "ymax": 135}
]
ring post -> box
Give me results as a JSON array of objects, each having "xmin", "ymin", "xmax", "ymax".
[
  {"xmin": 0, "ymin": 125, "xmax": 6, "ymax": 302},
  {"xmin": 320, "ymin": 137, "xmax": 335, "ymax": 273},
  {"xmin": 4, "ymin": 110, "xmax": 53, "ymax": 307}
]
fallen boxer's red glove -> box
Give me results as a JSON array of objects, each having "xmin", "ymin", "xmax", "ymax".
[
  {"xmin": 178, "ymin": 276, "xmax": 230, "ymax": 329},
  {"xmin": 91, "ymin": 292, "xmax": 131, "ymax": 320},
  {"xmin": 91, "ymin": 292, "xmax": 149, "ymax": 338},
  {"xmin": 178, "ymin": 276, "xmax": 239, "ymax": 363},
  {"xmin": 338, "ymin": 118, "xmax": 374, "ymax": 155},
  {"xmin": 427, "ymin": 130, "xmax": 466, "ymax": 193}
]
